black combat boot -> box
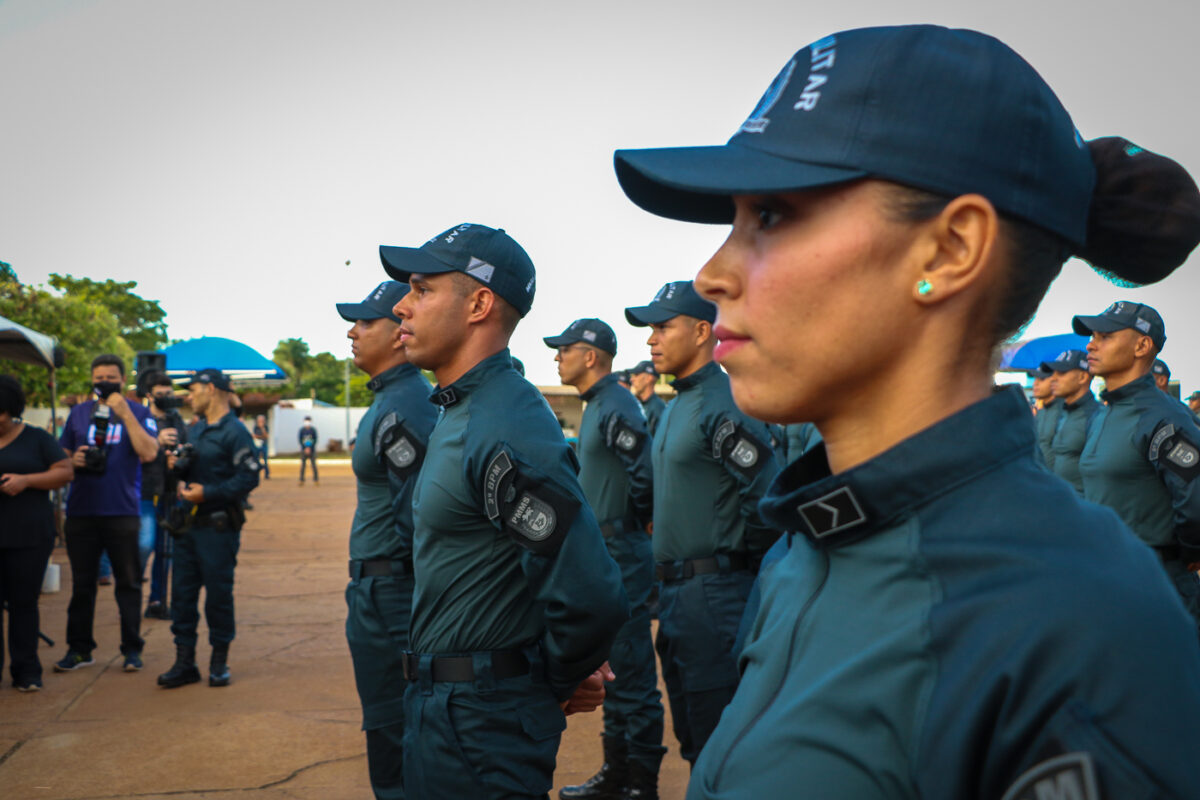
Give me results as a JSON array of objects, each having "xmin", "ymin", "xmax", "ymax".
[
  {"xmin": 157, "ymin": 645, "xmax": 201, "ymax": 688},
  {"xmin": 209, "ymin": 643, "xmax": 231, "ymax": 687},
  {"xmin": 625, "ymin": 760, "xmax": 659, "ymax": 800},
  {"xmin": 559, "ymin": 736, "xmax": 628, "ymax": 800}
]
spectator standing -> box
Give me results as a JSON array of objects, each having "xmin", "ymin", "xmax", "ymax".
[
  {"xmin": 252, "ymin": 415, "xmax": 270, "ymax": 480},
  {"xmin": 0, "ymin": 375, "xmax": 74, "ymax": 691},
  {"xmin": 55, "ymin": 354, "xmax": 159, "ymax": 673},
  {"xmin": 298, "ymin": 416, "xmax": 318, "ymax": 484}
]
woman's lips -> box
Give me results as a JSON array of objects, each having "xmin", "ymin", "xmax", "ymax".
[{"xmin": 713, "ymin": 325, "xmax": 750, "ymax": 362}]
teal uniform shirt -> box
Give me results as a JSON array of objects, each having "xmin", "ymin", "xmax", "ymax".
[
  {"xmin": 783, "ymin": 422, "xmax": 822, "ymax": 463},
  {"xmin": 187, "ymin": 411, "xmax": 259, "ymax": 512},
  {"xmin": 1047, "ymin": 391, "xmax": 1099, "ymax": 494},
  {"xmin": 408, "ymin": 350, "xmax": 629, "ymax": 700},
  {"xmin": 640, "ymin": 392, "xmax": 667, "ymax": 437},
  {"xmin": 652, "ymin": 361, "xmax": 781, "ymax": 562},
  {"xmin": 688, "ymin": 387, "xmax": 1200, "ymax": 800},
  {"xmin": 1034, "ymin": 398, "xmax": 1061, "ymax": 468},
  {"xmin": 579, "ymin": 373, "xmax": 653, "ymax": 527},
  {"xmin": 1079, "ymin": 372, "xmax": 1200, "ymax": 550},
  {"xmin": 349, "ymin": 363, "xmax": 435, "ymax": 561}
]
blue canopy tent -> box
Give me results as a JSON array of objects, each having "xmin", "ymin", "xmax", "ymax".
[
  {"xmin": 161, "ymin": 337, "xmax": 287, "ymax": 385},
  {"xmin": 998, "ymin": 333, "xmax": 1090, "ymax": 373}
]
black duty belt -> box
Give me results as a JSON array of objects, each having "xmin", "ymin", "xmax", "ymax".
[
  {"xmin": 194, "ymin": 511, "xmax": 232, "ymax": 530},
  {"xmin": 599, "ymin": 517, "xmax": 642, "ymax": 539},
  {"xmin": 656, "ymin": 552, "xmax": 751, "ymax": 583},
  {"xmin": 401, "ymin": 650, "xmax": 530, "ymax": 682},
  {"xmin": 349, "ymin": 558, "xmax": 413, "ymax": 579}
]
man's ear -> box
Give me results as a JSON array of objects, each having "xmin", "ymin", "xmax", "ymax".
[{"xmin": 465, "ymin": 287, "xmax": 497, "ymax": 325}]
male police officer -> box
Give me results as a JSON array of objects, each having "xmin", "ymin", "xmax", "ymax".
[
  {"xmin": 1030, "ymin": 366, "xmax": 1060, "ymax": 467},
  {"xmin": 545, "ymin": 319, "xmax": 664, "ymax": 800},
  {"xmin": 338, "ymin": 281, "xmax": 436, "ymax": 800},
  {"xmin": 1074, "ymin": 302, "xmax": 1200, "ymax": 625},
  {"xmin": 628, "ymin": 361, "xmax": 666, "ymax": 437},
  {"xmin": 158, "ymin": 368, "xmax": 259, "ymax": 688},
  {"xmin": 380, "ymin": 223, "xmax": 628, "ymax": 798},
  {"xmin": 1152, "ymin": 358, "xmax": 1172, "ymax": 393},
  {"xmin": 625, "ymin": 280, "xmax": 782, "ymax": 766},
  {"xmin": 1038, "ymin": 350, "xmax": 1099, "ymax": 495}
]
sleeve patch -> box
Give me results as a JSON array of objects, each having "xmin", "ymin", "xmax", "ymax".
[
  {"xmin": 233, "ymin": 446, "xmax": 259, "ymax": 471},
  {"xmin": 605, "ymin": 415, "xmax": 644, "ymax": 455},
  {"xmin": 376, "ymin": 412, "xmax": 424, "ymax": 479},
  {"xmin": 482, "ymin": 449, "xmax": 578, "ymax": 555},
  {"xmin": 713, "ymin": 419, "xmax": 767, "ymax": 480},
  {"xmin": 999, "ymin": 752, "xmax": 1099, "ymax": 800},
  {"xmin": 1149, "ymin": 421, "xmax": 1200, "ymax": 481}
]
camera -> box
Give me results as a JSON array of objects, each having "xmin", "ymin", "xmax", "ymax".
[
  {"xmin": 171, "ymin": 442, "xmax": 196, "ymax": 479},
  {"xmin": 154, "ymin": 395, "xmax": 185, "ymax": 412},
  {"xmin": 80, "ymin": 404, "xmax": 112, "ymax": 475}
]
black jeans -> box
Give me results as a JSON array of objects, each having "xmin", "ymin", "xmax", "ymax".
[
  {"xmin": 0, "ymin": 539, "xmax": 54, "ymax": 684},
  {"xmin": 64, "ymin": 515, "xmax": 145, "ymax": 656}
]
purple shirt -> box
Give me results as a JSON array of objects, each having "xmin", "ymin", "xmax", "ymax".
[{"xmin": 60, "ymin": 399, "xmax": 158, "ymax": 517}]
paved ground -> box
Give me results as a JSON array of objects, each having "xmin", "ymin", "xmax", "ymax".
[{"xmin": 0, "ymin": 461, "xmax": 689, "ymax": 799}]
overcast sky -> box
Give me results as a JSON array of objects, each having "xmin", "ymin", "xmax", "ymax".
[{"xmin": 2, "ymin": 0, "xmax": 1199, "ymax": 391}]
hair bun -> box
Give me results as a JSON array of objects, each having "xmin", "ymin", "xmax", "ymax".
[{"xmin": 1075, "ymin": 136, "xmax": 1200, "ymax": 285}]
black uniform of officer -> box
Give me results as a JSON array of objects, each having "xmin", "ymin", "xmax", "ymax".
[
  {"xmin": 338, "ymin": 281, "xmax": 437, "ymax": 800},
  {"xmin": 379, "ymin": 223, "xmax": 629, "ymax": 799},
  {"xmin": 625, "ymin": 281, "xmax": 782, "ymax": 766},
  {"xmin": 545, "ymin": 319, "xmax": 665, "ymax": 800},
  {"xmin": 158, "ymin": 368, "xmax": 259, "ymax": 688}
]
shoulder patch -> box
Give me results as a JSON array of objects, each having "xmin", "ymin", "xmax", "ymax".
[
  {"xmin": 713, "ymin": 418, "xmax": 768, "ymax": 481},
  {"xmin": 999, "ymin": 752, "xmax": 1100, "ymax": 800},
  {"xmin": 605, "ymin": 414, "xmax": 644, "ymax": 456},
  {"xmin": 484, "ymin": 451, "xmax": 514, "ymax": 521},
  {"xmin": 232, "ymin": 446, "xmax": 259, "ymax": 472},
  {"xmin": 1149, "ymin": 421, "xmax": 1200, "ymax": 481},
  {"xmin": 483, "ymin": 450, "xmax": 578, "ymax": 555},
  {"xmin": 375, "ymin": 412, "xmax": 425, "ymax": 479}
]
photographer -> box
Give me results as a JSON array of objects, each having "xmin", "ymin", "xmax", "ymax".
[
  {"xmin": 55, "ymin": 355, "xmax": 159, "ymax": 673},
  {"xmin": 0, "ymin": 375, "xmax": 74, "ymax": 691},
  {"xmin": 157, "ymin": 368, "xmax": 258, "ymax": 689},
  {"xmin": 142, "ymin": 372, "xmax": 188, "ymax": 620}
]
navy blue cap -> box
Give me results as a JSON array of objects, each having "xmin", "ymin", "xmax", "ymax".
[
  {"xmin": 1028, "ymin": 366, "xmax": 1054, "ymax": 380},
  {"xmin": 379, "ymin": 224, "xmax": 536, "ymax": 317},
  {"xmin": 1072, "ymin": 301, "xmax": 1166, "ymax": 351},
  {"xmin": 185, "ymin": 368, "xmax": 232, "ymax": 392},
  {"xmin": 1040, "ymin": 349, "xmax": 1089, "ymax": 374},
  {"xmin": 625, "ymin": 281, "xmax": 716, "ymax": 326},
  {"xmin": 543, "ymin": 318, "xmax": 618, "ymax": 356},
  {"xmin": 1152, "ymin": 358, "xmax": 1170, "ymax": 378},
  {"xmin": 336, "ymin": 281, "xmax": 408, "ymax": 324},
  {"xmin": 614, "ymin": 25, "xmax": 1094, "ymax": 246},
  {"xmin": 631, "ymin": 360, "xmax": 658, "ymax": 377}
]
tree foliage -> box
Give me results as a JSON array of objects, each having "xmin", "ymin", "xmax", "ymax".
[
  {"xmin": 271, "ymin": 338, "xmax": 370, "ymax": 405},
  {"xmin": 0, "ymin": 280, "xmax": 133, "ymax": 406},
  {"xmin": 47, "ymin": 273, "xmax": 168, "ymax": 353}
]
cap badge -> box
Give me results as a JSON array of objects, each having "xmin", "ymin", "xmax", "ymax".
[
  {"xmin": 465, "ymin": 257, "xmax": 495, "ymax": 284},
  {"xmin": 740, "ymin": 59, "xmax": 796, "ymax": 134},
  {"xmin": 582, "ymin": 330, "xmax": 597, "ymax": 342}
]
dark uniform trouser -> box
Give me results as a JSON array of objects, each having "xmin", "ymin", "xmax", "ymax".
[
  {"xmin": 64, "ymin": 515, "xmax": 145, "ymax": 655},
  {"xmin": 654, "ymin": 568, "xmax": 754, "ymax": 764},
  {"xmin": 403, "ymin": 658, "xmax": 566, "ymax": 799},
  {"xmin": 346, "ymin": 572, "xmax": 414, "ymax": 800},
  {"xmin": 300, "ymin": 451, "xmax": 318, "ymax": 481},
  {"xmin": 171, "ymin": 524, "xmax": 240, "ymax": 647},
  {"xmin": 603, "ymin": 530, "xmax": 666, "ymax": 771}
]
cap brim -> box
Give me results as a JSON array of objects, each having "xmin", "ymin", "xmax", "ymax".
[
  {"xmin": 614, "ymin": 144, "xmax": 867, "ymax": 224},
  {"xmin": 1040, "ymin": 361, "xmax": 1075, "ymax": 373},
  {"xmin": 542, "ymin": 334, "xmax": 579, "ymax": 349},
  {"xmin": 1071, "ymin": 314, "xmax": 1128, "ymax": 336},
  {"xmin": 336, "ymin": 302, "xmax": 389, "ymax": 323},
  {"xmin": 379, "ymin": 246, "xmax": 456, "ymax": 282},
  {"xmin": 624, "ymin": 305, "xmax": 679, "ymax": 327}
]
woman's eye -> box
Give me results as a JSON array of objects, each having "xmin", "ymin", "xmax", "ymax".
[{"xmin": 756, "ymin": 205, "xmax": 783, "ymax": 229}]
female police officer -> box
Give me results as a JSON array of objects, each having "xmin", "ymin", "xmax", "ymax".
[{"xmin": 613, "ymin": 24, "xmax": 1200, "ymax": 800}]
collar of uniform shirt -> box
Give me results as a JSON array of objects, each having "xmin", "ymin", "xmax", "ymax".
[
  {"xmin": 579, "ymin": 372, "xmax": 621, "ymax": 403},
  {"xmin": 1099, "ymin": 371, "xmax": 1156, "ymax": 404},
  {"xmin": 668, "ymin": 360, "xmax": 720, "ymax": 392},
  {"xmin": 761, "ymin": 386, "xmax": 1035, "ymax": 547},
  {"xmin": 367, "ymin": 362, "xmax": 420, "ymax": 393},
  {"xmin": 427, "ymin": 349, "xmax": 514, "ymax": 408}
]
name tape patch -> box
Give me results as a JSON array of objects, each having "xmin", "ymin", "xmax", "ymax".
[{"xmin": 999, "ymin": 752, "xmax": 1099, "ymax": 800}]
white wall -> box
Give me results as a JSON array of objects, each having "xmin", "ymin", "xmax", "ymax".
[{"xmin": 268, "ymin": 405, "xmax": 368, "ymax": 455}]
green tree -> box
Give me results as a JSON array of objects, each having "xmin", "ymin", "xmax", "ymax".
[
  {"xmin": 47, "ymin": 273, "xmax": 168, "ymax": 352},
  {"xmin": 0, "ymin": 261, "xmax": 17, "ymax": 283},
  {"xmin": 0, "ymin": 281, "xmax": 132, "ymax": 406},
  {"xmin": 337, "ymin": 370, "xmax": 374, "ymax": 407},
  {"xmin": 273, "ymin": 338, "xmax": 311, "ymax": 389}
]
